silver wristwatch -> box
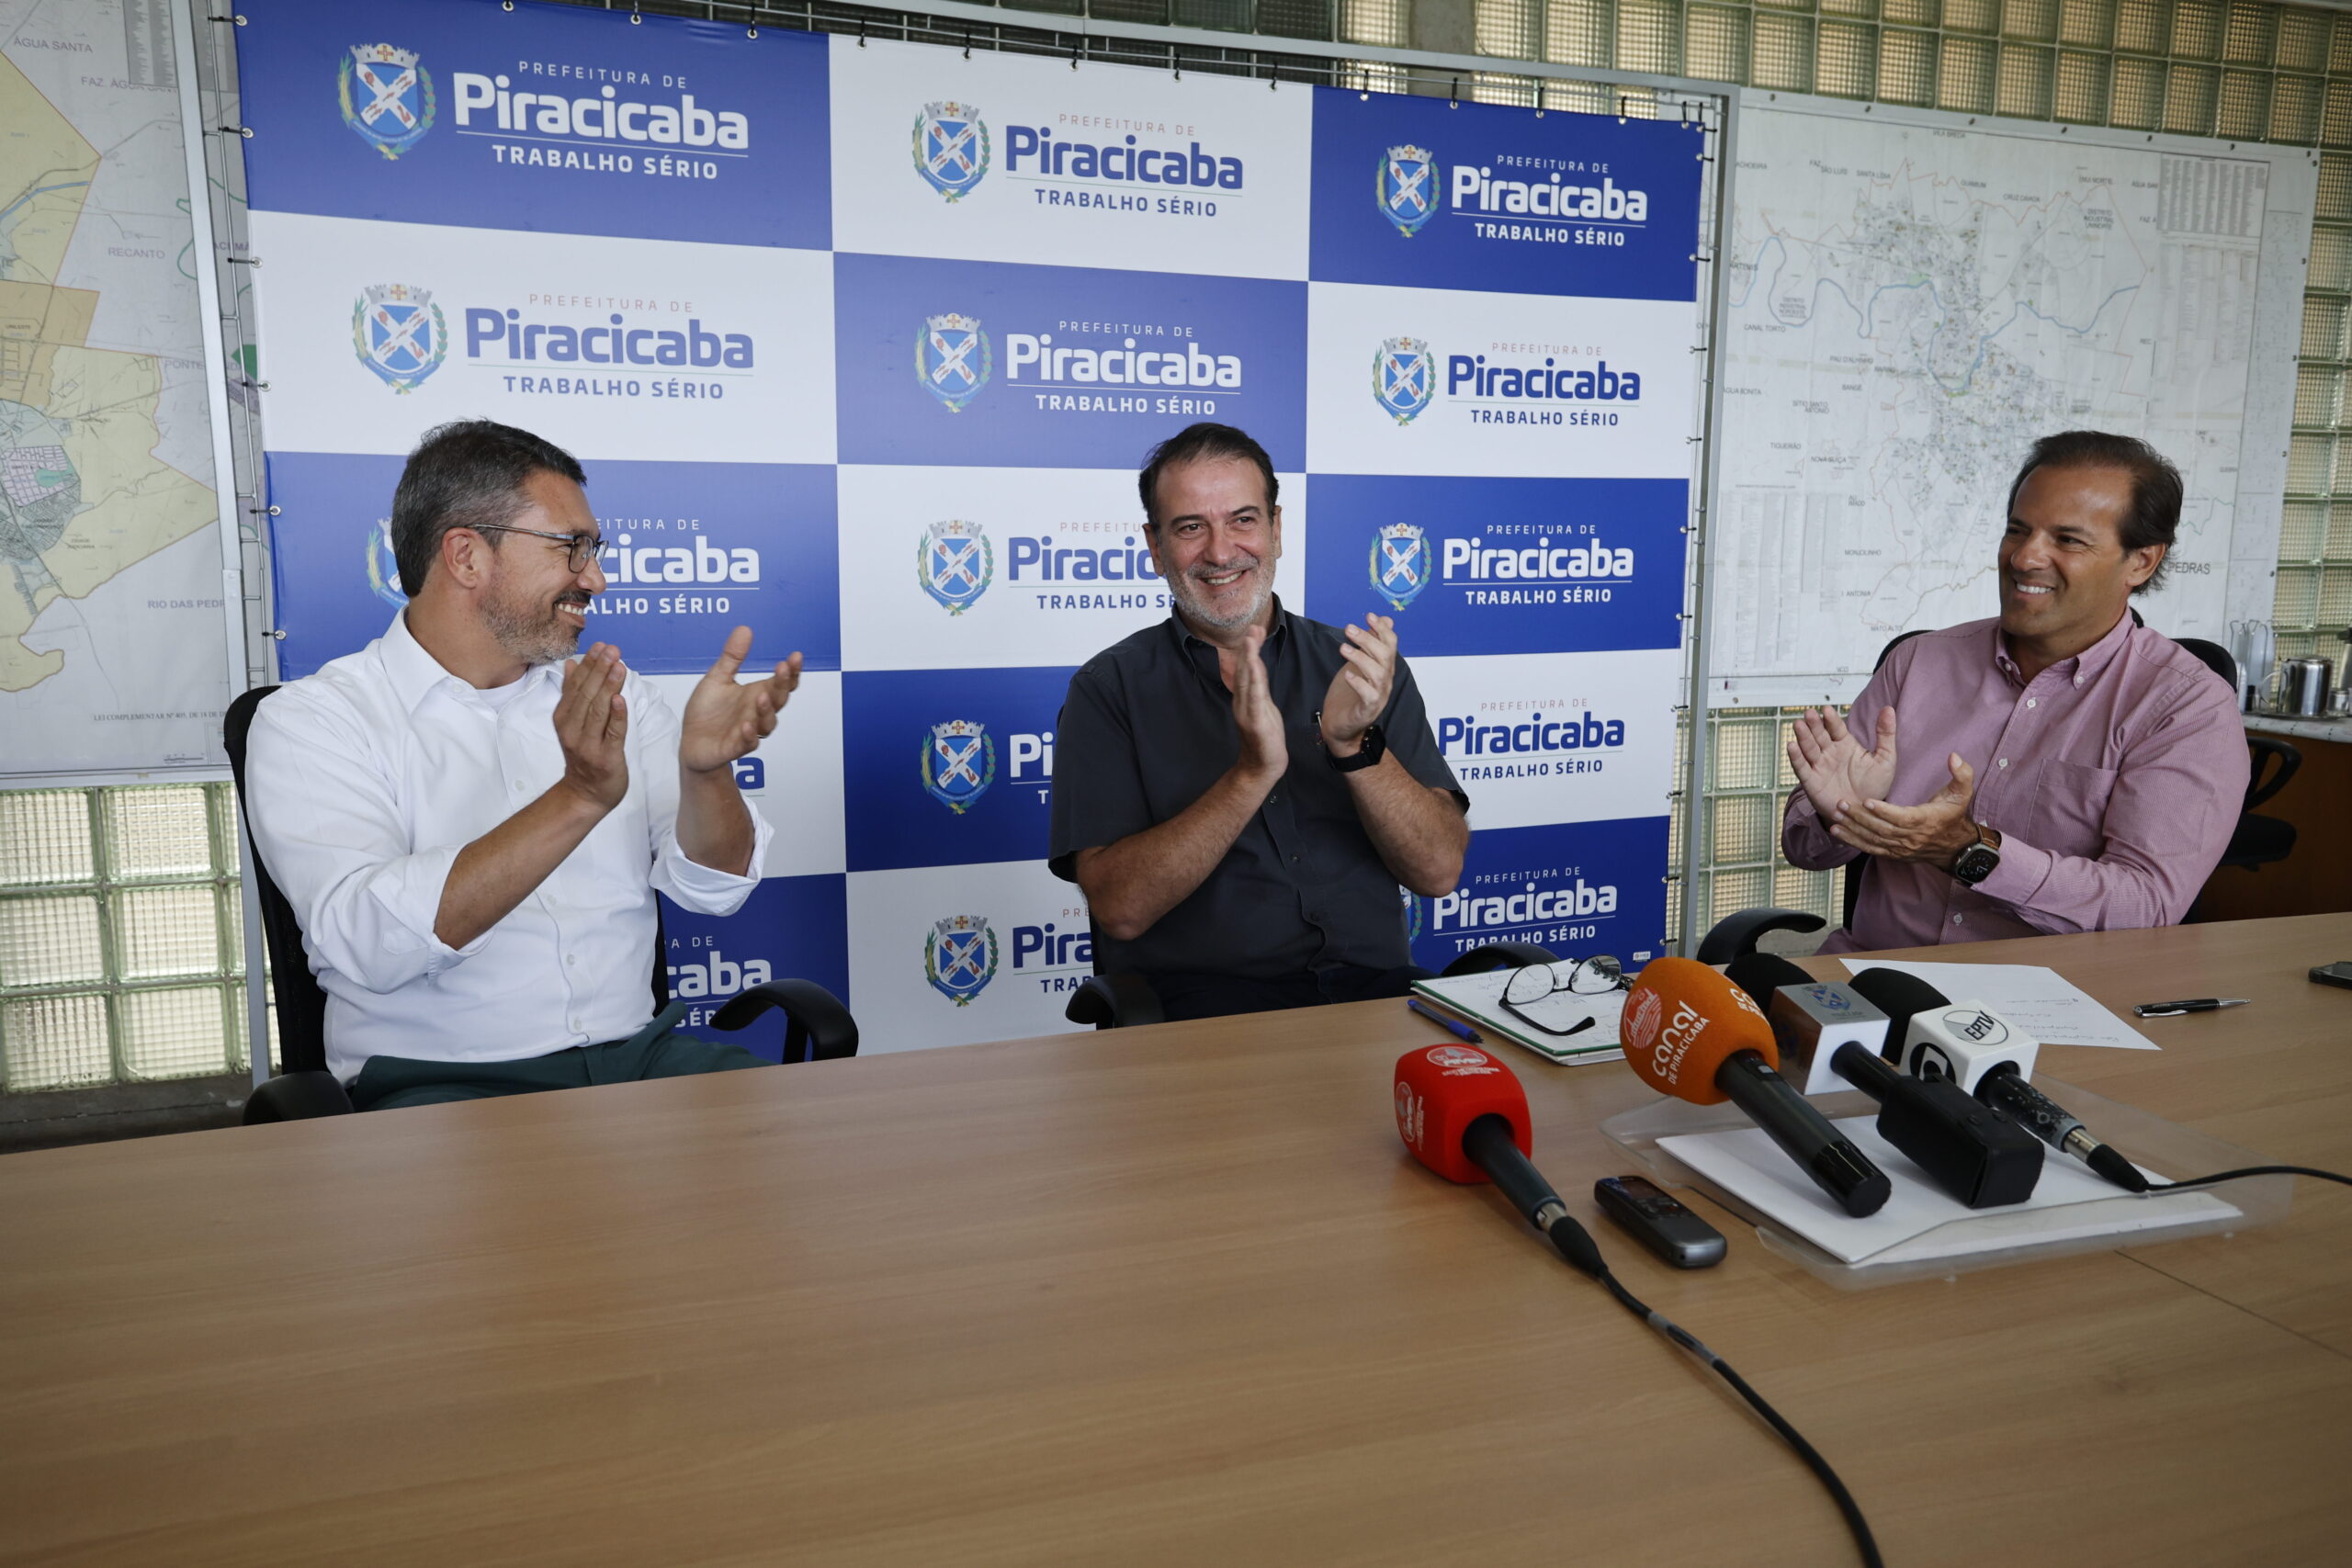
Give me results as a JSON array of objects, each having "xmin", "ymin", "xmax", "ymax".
[{"xmin": 1951, "ymin": 822, "xmax": 2001, "ymax": 886}]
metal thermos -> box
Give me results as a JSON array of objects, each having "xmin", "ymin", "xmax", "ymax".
[{"xmin": 2278, "ymin": 656, "xmax": 2335, "ymax": 717}]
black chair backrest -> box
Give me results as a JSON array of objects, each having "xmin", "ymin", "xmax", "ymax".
[
  {"xmin": 2172, "ymin": 636, "xmax": 2237, "ymax": 693},
  {"xmin": 223, "ymin": 686, "xmax": 332, "ymax": 1076}
]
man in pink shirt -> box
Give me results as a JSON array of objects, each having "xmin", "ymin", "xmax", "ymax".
[{"xmin": 1781, "ymin": 431, "xmax": 2248, "ymax": 954}]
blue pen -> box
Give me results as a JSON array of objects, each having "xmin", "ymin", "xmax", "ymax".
[{"xmin": 1408, "ymin": 997, "xmax": 1483, "ymax": 1044}]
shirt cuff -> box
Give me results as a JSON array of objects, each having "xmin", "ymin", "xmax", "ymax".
[
  {"xmin": 1972, "ymin": 834, "xmax": 2052, "ymax": 908},
  {"xmin": 662, "ymin": 802, "xmax": 773, "ymax": 913},
  {"xmin": 364, "ymin": 844, "xmax": 491, "ymax": 971},
  {"xmin": 1781, "ymin": 794, "xmax": 1852, "ymax": 869}
]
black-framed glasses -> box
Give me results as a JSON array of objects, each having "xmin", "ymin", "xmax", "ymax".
[
  {"xmin": 1499, "ymin": 955, "xmax": 1629, "ymax": 1036},
  {"xmin": 470, "ymin": 523, "xmax": 605, "ymax": 573}
]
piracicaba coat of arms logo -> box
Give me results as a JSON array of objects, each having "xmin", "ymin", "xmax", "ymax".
[
  {"xmin": 353, "ymin": 283, "xmax": 447, "ymax": 393},
  {"xmin": 914, "ymin": 102, "xmax": 989, "ymax": 200},
  {"xmin": 1373, "ymin": 336, "xmax": 1435, "ymax": 424},
  {"xmin": 918, "ymin": 313, "xmax": 991, "ymax": 412},
  {"xmin": 1377, "ymin": 144, "xmax": 1440, "ymax": 235},
  {"xmin": 919, "ymin": 519, "xmax": 993, "ymax": 614},
  {"xmin": 1370, "ymin": 521, "xmax": 1432, "ymax": 610},
  {"xmin": 340, "ymin": 43, "xmax": 436, "ymax": 160},
  {"xmin": 925, "ymin": 915, "xmax": 999, "ymax": 1005},
  {"xmin": 920, "ymin": 719, "xmax": 996, "ymax": 813}
]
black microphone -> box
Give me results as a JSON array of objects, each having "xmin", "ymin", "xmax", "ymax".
[
  {"xmin": 1460, "ymin": 1116, "xmax": 1607, "ymax": 1276},
  {"xmin": 1845, "ymin": 970, "xmax": 2147, "ymax": 1194},
  {"xmin": 1829, "ymin": 1043, "xmax": 2044, "ymax": 1207},
  {"xmin": 1973, "ymin": 1069, "xmax": 2149, "ymax": 1193}
]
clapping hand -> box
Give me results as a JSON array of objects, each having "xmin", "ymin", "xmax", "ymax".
[
  {"xmin": 1319, "ymin": 614, "xmax": 1398, "ymax": 757},
  {"xmin": 680, "ymin": 626, "xmax": 801, "ymax": 775},
  {"xmin": 1787, "ymin": 705, "xmax": 1898, "ymax": 823},
  {"xmin": 1832, "ymin": 753, "xmax": 1980, "ymax": 865},
  {"xmin": 554, "ymin": 642, "xmax": 629, "ymax": 811},
  {"xmin": 1230, "ymin": 623, "xmax": 1287, "ymax": 783}
]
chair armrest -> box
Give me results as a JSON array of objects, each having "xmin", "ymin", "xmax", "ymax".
[
  {"xmin": 242, "ymin": 1070, "xmax": 355, "ymax": 1123},
  {"xmin": 711, "ymin": 980, "xmax": 860, "ymax": 1063},
  {"xmin": 1440, "ymin": 942, "xmax": 1558, "ymax": 976},
  {"xmin": 2245, "ymin": 737, "xmax": 2302, "ymax": 813},
  {"xmin": 1065, "ymin": 973, "xmax": 1165, "ymax": 1030},
  {"xmin": 1695, "ymin": 908, "xmax": 1826, "ymax": 965}
]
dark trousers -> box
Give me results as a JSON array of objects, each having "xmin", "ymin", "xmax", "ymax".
[
  {"xmin": 1146, "ymin": 963, "xmax": 1435, "ymax": 1023},
  {"xmin": 351, "ymin": 1026, "xmax": 766, "ymax": 1111}
]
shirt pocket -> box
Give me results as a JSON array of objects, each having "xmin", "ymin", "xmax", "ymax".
[{"xmin": 2032, "ymin": 758, "xmax": 2120, "ymax": 858}]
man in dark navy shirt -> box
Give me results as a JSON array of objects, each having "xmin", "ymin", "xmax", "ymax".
[{"xmin": 1048, "ymin": 423, "xmax": 1469, "ymax": 1021}]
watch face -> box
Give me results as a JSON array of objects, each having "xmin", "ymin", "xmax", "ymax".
[{"xmin": 1954, "ymin": 843, "xmax": 1998, "ymax": 885}]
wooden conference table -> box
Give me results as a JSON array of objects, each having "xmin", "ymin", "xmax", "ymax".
[{"xmin": 2, "ymin": 916, "xmax": 2348, "ymax": 1566}]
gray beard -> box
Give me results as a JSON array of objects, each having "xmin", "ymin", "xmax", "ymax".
[
  {"xmin": 484, "ymin": 588, "xmax": 582, "ymax": 666},
  {"xmin": 1169, "ymin": 565, "xmax": 1270, "ymax": 634}
]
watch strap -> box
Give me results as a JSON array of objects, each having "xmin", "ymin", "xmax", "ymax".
[{"xmin": 1319, "ymin": 716, "xmax": 1385, "ymax": 773}]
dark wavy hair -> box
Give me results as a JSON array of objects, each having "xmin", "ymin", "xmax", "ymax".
[
  {"xmin": 2005, "ymin": 430, "xmax": 2182, "ymax": 595},
  {"xmin": 390, "ymin": 420, "xmax": 586, "ymax": 596},
  {"xmin": 1136, "ymin": 422, "xmax": 1279, "ymax": 528}
]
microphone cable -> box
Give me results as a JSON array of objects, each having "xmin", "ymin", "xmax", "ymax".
[
  {"xmin": 1532, "ymin": 1212, "xmax": 1885, "ymax": 1568},
  {"xmin": 2139, "ymin": 1164, "xmax": 2352, "ymax": 1193}
]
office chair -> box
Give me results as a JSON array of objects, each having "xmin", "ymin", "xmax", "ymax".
[
  {"xmin": 2167, "ymin": 638, "xmax": 2301, "ymax": 882},
  {"xmin": 1064, "ymin": 937, "xmax": 1561, "ymax": 1030},
  {"xmin": 1700, "ymin": 617, "xmax": 2301, "ymax": 960},
  {"xmin": 225, "ymin": 686, "xmax": 858, "ymax": 1123}
]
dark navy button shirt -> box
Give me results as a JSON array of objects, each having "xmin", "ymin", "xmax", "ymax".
[{"xmin": 1048, "ymin": 604, "xmax": 1466, "ymax": 983}]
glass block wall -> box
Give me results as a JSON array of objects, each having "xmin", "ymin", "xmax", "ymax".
[{"xmin": 0, "ymin": 786, "xmax": 275, "ymax": 1091}]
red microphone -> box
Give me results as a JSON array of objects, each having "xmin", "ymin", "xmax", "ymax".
[
  {"xmin": 1623, "ymin": 958, "xmax": 1891, "ymax": 1218},
  {"xmin": 1394, "ymin": 1043, "xmax": 1604, "ymax": 1275}
]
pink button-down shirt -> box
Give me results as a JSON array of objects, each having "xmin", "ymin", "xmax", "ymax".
[{"xmin": 1782, "ymin": 615, "xmax": 2247, "ymax": 954}]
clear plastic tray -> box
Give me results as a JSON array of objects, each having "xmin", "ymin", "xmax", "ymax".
[{"xmin": 1598, "ymin": 1077, "xmax": 2295, "ymax": 1290}]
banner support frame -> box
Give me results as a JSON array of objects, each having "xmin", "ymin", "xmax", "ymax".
[{"xmin": 177, "ymin": 0, "xmax": 273, "ymax": 1085}]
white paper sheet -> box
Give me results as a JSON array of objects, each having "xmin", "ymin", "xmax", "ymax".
[
  {"xmin": 1833, "ymin": 960, "xmax": 2159, "ymax": 1050},
  {"xmin": 1657, "ymin": 1115, "xmax": 2240, "ymax": 1267}
]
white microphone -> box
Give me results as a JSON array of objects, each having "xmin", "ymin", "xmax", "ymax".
[
  {"xmin": 1724, "ymin": 953, "xmax": 1890, "ymax": 1096},
  {"xmin": 1847, "ymin": 968, "xmax": 2039, "ymax": 1093}
]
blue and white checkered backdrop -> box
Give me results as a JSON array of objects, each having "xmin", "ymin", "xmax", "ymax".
[{"xmin": 237, "ymin": 0, "xmax": 1703, "ymax": 1054}]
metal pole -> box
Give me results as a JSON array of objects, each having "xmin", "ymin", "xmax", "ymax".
[
  {"xmin": 786, "ymin": 0, "xmax": 1719, "ymax": 98},
  {"xmin": 176, "ymin": 0, "xmax": 272, "ymax": 1084},
  {"xmin": 174, "ymin": 0, "xmax": 251, "ymax": 746},
  {"xmin": 1679, "ymin": 90, "xmax": 1740, "ymax": 958}
]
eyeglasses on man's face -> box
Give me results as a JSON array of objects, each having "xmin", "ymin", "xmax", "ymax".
[{"xmin": 471, "ymin": 523, "xmax": 605, "ymax": 574}]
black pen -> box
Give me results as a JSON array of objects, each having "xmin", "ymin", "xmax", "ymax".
[{"xmin": 2132, "ymin": 998, "xmax": 2251, "ymax": 1017}]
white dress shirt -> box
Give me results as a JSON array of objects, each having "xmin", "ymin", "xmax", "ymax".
[{"xmin": 245, "ymin": 612, "xmax": 771, "ymax": 1083}]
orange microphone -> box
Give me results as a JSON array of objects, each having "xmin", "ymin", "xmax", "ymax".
[{"xmin": 1623, "ymin": 958, "xmax": 1891, "ymax": 1218}]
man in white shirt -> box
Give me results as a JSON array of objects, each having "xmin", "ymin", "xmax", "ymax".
[{"xmin": 245, "ymin": 420, "xmax": 802, "ymax": 1110}]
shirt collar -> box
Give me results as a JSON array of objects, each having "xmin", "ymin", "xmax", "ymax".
[
  {"xmin": 1993, "ymin": 608, "xmax": 2136, "ymax": 687},
  {"xmin": 1169, "ymin": 595, "xmax": 1292, "ymax": 655},
  {"xmin": 379, "ymin": 609, "xmax": 562, "ymax": 715}
]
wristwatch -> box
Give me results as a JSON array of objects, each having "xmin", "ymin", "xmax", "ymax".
[
  {"xmin": 1317, "ymin": 716, "xmax": 1386, "ymax": 773},
  {"xmin": 1951, "ymin": 822, "xmax": 2002, "ymax": 886}
]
